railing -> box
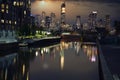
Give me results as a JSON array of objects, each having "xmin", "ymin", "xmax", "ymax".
[{"xmin": 97, "ymin": 40, "xmax": 113, "ymax": 80}]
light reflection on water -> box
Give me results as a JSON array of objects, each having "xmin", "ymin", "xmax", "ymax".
[{"xmin": 0, "ymin": 41, "xmax": 99, "ymax": 80}]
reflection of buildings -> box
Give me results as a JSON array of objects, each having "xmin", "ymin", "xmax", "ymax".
[
  {"xmin": 74, "ymin": 42, "xmax": 81, "ymax": 55},
  {"xmin": 0, "ymin": 51, "xmax": 31, "ymax": 80},
  {"xmin": 82, "ymin": 44, "xmax": 98, "ymax": 62},
  {"xmin": 60, "ymin": 47, "xmax": 64, "ymax": 70},
  {"xmin": 0, "ymin": 54, "xmax": 17, "ymax": 80}
]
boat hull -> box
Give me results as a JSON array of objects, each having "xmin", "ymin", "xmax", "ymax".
[{"xmin": 28, "ymin": 37, "xmax": 61, "ymax": 47}]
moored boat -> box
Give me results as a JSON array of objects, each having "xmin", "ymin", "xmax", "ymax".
[{"xmin": 28, "ymin": 37, "xmax": 61, "ymax": 47}]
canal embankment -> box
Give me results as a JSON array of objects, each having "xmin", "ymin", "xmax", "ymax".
[
  {"xmin": 97, "ymin": 40, "xmax": 114, "ymax": 80},
  {"xmin": 100, "ymin": 45, "xmax": 120, "ymax": 80},
  {"xmin": 18, "ymin": 36, "xmax": 61, "ymax": 48}
]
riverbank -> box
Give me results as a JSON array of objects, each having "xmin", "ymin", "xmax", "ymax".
[
  {"xmin": 100, "ymin": 45, "xmax": 120, "ymax": 80},
  {"xmin": 28, "ymin": 37, "xmax": 61, "ymax": 48}
]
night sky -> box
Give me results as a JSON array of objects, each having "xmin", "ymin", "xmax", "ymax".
[
  {"xmin": 31, "ymin": 0, "xmax": 120, "ymax": 25},
  {"xmin": 31, "ymin": 0, "xmax": 120, "ymax": 3}
]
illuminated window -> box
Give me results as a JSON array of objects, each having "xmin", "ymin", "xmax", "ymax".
[
  {"xmin": 6, "ymin": 5, "xmax": 8, "ymax": 9},
  {"xmin": 20, "ymin": 2, "xmax": 23, "ymax": 6},
  {"xmin": 17, "ymin": 2, "xmax": 19, "ymax": 6},
  {"xmin": 6, "ymin": 10, "xmax": 8, "ymax": 13},
  {"xmin": 13, "ymin": 1, "xmax": 16, "ymax": 6},
  {"xmin": 1, "ymin": 19, "xmax": 4, "ymax": 23},
  {"xmin": 24, "ymin": 10, "xmax": 26, "ymax": 15},
  {"xmin": 62, "ymin": 7, "xmax": 65, "ymax": 13},
  {"xmin": 28, "ymin": 0, "xmax": 31, "ymax": 5},
  {"xmin": 1, "ymin": 9, "xmax": 4, "ymax": 13},
  {"xmin": 15, "ymin": 21, "xmax": 17, "ymax": 24},
  {"xmin": 22, "ymin": 64, "xmax": 25, "ymax": 75},
  {"xmin": 1, "ymin": 4, "xmax": 4, "ymax": 8},
  {"xmin": 9, "ymin": 20, "xmax": 11, "ymax": 24}
]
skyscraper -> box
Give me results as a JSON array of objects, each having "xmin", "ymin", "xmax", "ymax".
[
  {"xmin": 97, "ymin": 19, "xmax": 104, "ymax": 28},
  {"xmin": 50, "ymin": 12, "xmax": 56, "ymax": 29},
  {"xmin": 104, "ymin": 15, "xmax": 111, "ymax": 31},
  {"xmin": 88, "ymin": 11, "xmax": 97, "ymax": 30},
  {"xmin": 41, "ymin": 11, "xmax": 46, "ymax": 27},
  {"xmin": 61, "ymin": 2, "xmax": 66, "ymax": 25},
  {"xmin": 76, "ymin": 16, "xmax": 81, "ymax": 30},
  {"xmin": 45, "ymin": 16, "xmax": 51, "ymax": 28},
  {"xmin": 35, "ymin": 15, "xmax": 41, "ymax": 27}
]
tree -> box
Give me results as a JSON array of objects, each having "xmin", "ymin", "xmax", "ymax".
[
  {"xmin": 30, "ymin": 24, "xmax": 36, "ymax": 36},
  {"xmin": 19, "ymin": 24, "xmax": 31, "ymax": 36}
]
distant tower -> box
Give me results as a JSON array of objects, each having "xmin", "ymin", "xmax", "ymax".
[
  {"xmin": 76, "ymin": 16, "xmax": 81, "ymax": 29},
  {"xmin": 35, "ymin": 15, "xmax": 41, "ymax": 27},
  {"xmin": 41, "ymin": 11, "xmax": 46, "ymax": 27},
  {"xmin": 92, "ymin": 11, "xmax": 97, "ymax": 27},
  {"xmin": 50, "ymin": 12, "xmax": 56, "ymax": 28},
  {"xmin": 104, "ymin": 15, "xmax": 111, "ymax": 31},
  {"xmin": 97, "ymin": 19, "xmax": 104, "ymax": 28},
  {"xmin": 45, "ymin": 16, "xmax": 51, "ymax": 28},
  {"xmin": 51, "ymin": 13, "xmax": 56, "ymax": 23},
  {"xmin": 88, "ymin": 11, "xmax": 97, "ymax": 30},
  {"xmin": 42, "ymin": 11, "xmax": 46, "ymax": 19},
  {"xmin": 61, "ymin": 2, "xmax": 66, "ymax": 24}
]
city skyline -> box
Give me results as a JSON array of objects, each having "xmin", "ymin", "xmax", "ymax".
[
  {"xmin": 31, "ymin": 0, "xmax": 120, "ymax": 25},
  {"xmin": 0, "ymin": 1, "xmax": 120, "ymax": 80},
  {"xmin": 31, "ymin": 0, "xmax": 120, "ymax": 3}
]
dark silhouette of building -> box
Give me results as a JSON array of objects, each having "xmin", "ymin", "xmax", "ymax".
[{"xmin": 104, "ymin": 15, "xmax": 111, "ymax": 31}]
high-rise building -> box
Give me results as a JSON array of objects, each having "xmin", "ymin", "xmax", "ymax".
[
  {"xmin": 50, "ymin": 12, "xmax": 56, "ymax": 28},
  {"xmin": 0, "ymin": 0, "xmax": 31, "ymax": 41},
  {"xmin": 83, "ymin": 23, "xmax": 89, "ymax": 30},
  {"xmin": 88, "ymin": 11, "xmax": 97, "ymax": 30},
  {"xmin": 45, "ymin": 16, "xmax": 51, "ymax": 28},
  {"xmin": 41, "ymin": 11, "xmax": 46, "ymax": 27},
  {"xmin": 61, "ymin": 2, "xmax": 66, "ymax": 25},
  {"xmin": 35, "ymin": 15, "xmax": 41, "ymax": 27},
  {"xmin": 104, "ymin": 15, "xmax": 111, "ymax": 31},
  {"xmin": 97, "ymin": 19, "xmax": 104, "ymax": 28},
  {"xmin": 75, "ymin": 16, "xmax": 81, "ymax": 30},
  {"xmin": 30, "ymin": 15, "xmax": 35, "ymax": 27}
]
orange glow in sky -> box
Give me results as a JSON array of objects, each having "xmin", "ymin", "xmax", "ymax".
[{"xmin": 31, "ymin": 1, "xmax": 120, "ymax": 24}]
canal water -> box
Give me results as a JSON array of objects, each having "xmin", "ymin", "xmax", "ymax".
[{"xmin": 0, "ymin": 41, "xmax": 99, "ymax": 80}]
